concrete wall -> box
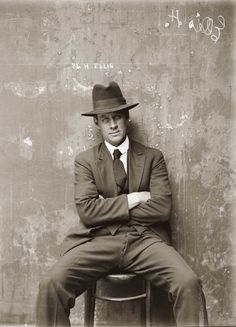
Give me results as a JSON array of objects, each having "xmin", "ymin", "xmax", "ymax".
[{"xmin": 0, "ymin": 0, "xmax": 235, "ymax": 325}]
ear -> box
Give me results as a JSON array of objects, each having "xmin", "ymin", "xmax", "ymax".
[
  {"xmin": 93, "ymin": 116, "xmax": 98, "ymax": 125},
  {"xmin": 93, "ymin": 116, "xmax": 100, "ymax": 128}
]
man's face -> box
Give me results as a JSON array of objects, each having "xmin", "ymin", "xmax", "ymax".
[{"xmin": 95, "ymin": 111, "xmax": 129, "ymax": 146}]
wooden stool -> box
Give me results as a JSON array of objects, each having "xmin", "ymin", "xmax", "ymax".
[{"xmin": 84, "ymin": 273, "xmax": 151, "ymax": 327}]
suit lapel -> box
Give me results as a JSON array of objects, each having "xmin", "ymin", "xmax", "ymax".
[
  {"xmin": 96, "ymin": 143, "xmax": 118, "ymax": 197},
  {"xmin": 128, "ymin": 140, "xmax": 146, "ymax": 192}
]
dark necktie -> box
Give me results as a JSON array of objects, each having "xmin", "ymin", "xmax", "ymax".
[{"xmin": 113, "ymin": 149, "xmax": 127, "ymax": 193}]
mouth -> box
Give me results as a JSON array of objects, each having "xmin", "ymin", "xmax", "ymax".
[{"xmin": 110, "ymin": 131, "xmax": 120, "ymax": 136}]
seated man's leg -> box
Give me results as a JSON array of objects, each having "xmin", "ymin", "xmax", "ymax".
[
  {"xmin": 124, "ymin": 233, "xmax": 207, "ymax": 326},
  {"xmin": 36, "ymin": 235, "xmax": 123, "ymax": 327}
]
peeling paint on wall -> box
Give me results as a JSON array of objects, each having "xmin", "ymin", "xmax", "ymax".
[{"xmin": 4, "ymin": 81, "xmax": 47, "ymax": 98}]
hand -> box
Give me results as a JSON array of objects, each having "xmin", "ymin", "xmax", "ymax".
[
  {"xmin": 127, "ymin": 191, "xmax": 151, "ymax": 210},
  {"xmin": 138, "ymin": 191, "xmax": 151, "ymax": 203}
]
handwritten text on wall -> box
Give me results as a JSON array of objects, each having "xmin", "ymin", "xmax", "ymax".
[{"xmin": 165, "ymin": 9, "xmax": 225, "ymax": 44}]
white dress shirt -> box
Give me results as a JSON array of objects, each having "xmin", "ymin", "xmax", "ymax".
[{"xmin": 105, "ymin": 136, "xmax": 129, "ymax": 173}]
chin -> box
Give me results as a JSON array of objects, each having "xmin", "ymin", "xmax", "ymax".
[
  {"xmin": 110, "ymin": 140, "xmax": 121, "ymax": 146},
  {"xmin": 112, "ymin": 137, "xmax": 124, "ymax": 146}
]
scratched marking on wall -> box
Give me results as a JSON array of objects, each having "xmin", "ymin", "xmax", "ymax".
[
  {"xmin": 157, "ymin": 112, "xmax": 190, "ymax": 134},
  {"xmin": 20, "ymin": 134, "xmax": 33, "ymax": 160},
  {"xmin": 165, "ymin": 9, "xmax": 225, "ymax": 44}
]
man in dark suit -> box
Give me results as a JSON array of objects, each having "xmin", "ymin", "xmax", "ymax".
[{"xmin": 36, "ymin": 81, "xmax": 208, "ymax": 326}]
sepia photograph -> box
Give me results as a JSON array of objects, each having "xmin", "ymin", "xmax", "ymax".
[{"xmin": 0, "ymin": 0, "xmax": 235, "ymax": 326}]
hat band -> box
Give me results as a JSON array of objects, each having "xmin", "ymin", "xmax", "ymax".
[{"xmin": 94, "ymin": 97, "xmax": 126, "ymax": 110}]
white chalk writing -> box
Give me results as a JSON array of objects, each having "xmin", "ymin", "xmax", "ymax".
[
  {"xmin": 168, "ymin": 9, "xmax": 182, "ymax": 28},
  {"xmin": 165, "ymin": 9, "xmax": 225, "ymax": 44},
  {"xmin": 188, "ymin": 13, "xmax": 225, "ymax": 43},
  {"xmin": 72, "ymin": 63, "xmax": 114, "ymax": 70}
]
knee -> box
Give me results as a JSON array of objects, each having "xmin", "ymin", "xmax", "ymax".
[
  {"xmin": 38, "ymin": 272, "xmax": 65, "ymax": 292},
  {"xmin": 39, "ymin": 275, "xmax": 56, "ymax": 292},
  {"xmin": 176, "ymin": 272, "xmax": 201, "ymax": 294},
  {"xmin": 179, "ymin": 272, "xmax": 201, "ymax": 292}
]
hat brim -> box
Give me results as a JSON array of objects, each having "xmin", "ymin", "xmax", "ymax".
[{"xmin": 81, "ymin": 102, "xmax": 139, "ymax": 116}]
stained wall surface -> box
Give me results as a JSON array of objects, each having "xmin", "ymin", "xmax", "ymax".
[{"xmin": 0, "ymin": 0, "xmax": 235, "ymax": 325}]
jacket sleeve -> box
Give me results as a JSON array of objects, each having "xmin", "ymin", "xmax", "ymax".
[
  {"xmin": 74, "ymin": 155, "xmax": 130, "ymax": 228},
  {"xmin": 130, "ymin": 152, "xmax": 172, "ymax": 225}
]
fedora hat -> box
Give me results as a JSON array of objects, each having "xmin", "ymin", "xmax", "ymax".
[{"xmin": 81, "ymin": 81, "xmax": 139, "ymax": 116}]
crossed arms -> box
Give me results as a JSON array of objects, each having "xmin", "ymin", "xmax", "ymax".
[{"xmin": 74, "ymin": 150, "xmax": 172, "ymax": 228}]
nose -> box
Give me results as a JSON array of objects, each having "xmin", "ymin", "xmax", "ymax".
[{"xmin": 110, "ymin": 118, "xmax": 118, "ymax": 129}]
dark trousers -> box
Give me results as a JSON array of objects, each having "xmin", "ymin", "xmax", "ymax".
[{"xmin": 36, "ymin": 227, "xmax": 208, "ymax": 327}]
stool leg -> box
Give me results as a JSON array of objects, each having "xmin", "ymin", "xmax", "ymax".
[
  {"xmin": 84, "ymin": 284, "xmax": 96, "ymax": 327},
  {"xmin": 141, "ymin": 296, "xmax": 146, "ymax": 327},
  {"xmin": 141, "ymin": 280, "xmax": 151, "ymax": 327},
  {"xmin": 145, "ymin": 281, "xmax": 151, "ymax": 327}
]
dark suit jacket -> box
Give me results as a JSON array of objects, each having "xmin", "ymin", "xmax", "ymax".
[{"xmin": 60, "ymin": 139, "xmax": 172, "ymax": 255}]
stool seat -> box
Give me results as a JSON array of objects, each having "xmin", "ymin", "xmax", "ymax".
[
  {"xmin": 103, "ymin": 273, "xmax": 138, "ymax": 282},
  {"xmin": 84, "ymin": 272, "xmax": 151, "ymax": 327}
]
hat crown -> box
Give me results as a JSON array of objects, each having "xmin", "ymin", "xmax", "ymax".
[
  {"xmin": 93, "ymin": 81, "xmax": 123, "ymax": 101},
  {"xmin": 81, "ymin": 81, "xmax": 139, "ymax": 116},
  {"xmin": 93, "ymin": 81, "xmax": 126, "ymax": 110}
]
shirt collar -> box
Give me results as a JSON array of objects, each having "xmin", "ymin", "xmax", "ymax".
[{"xmin": 105, "ymin": 136, "xmax": 129, "ymax": 158}]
